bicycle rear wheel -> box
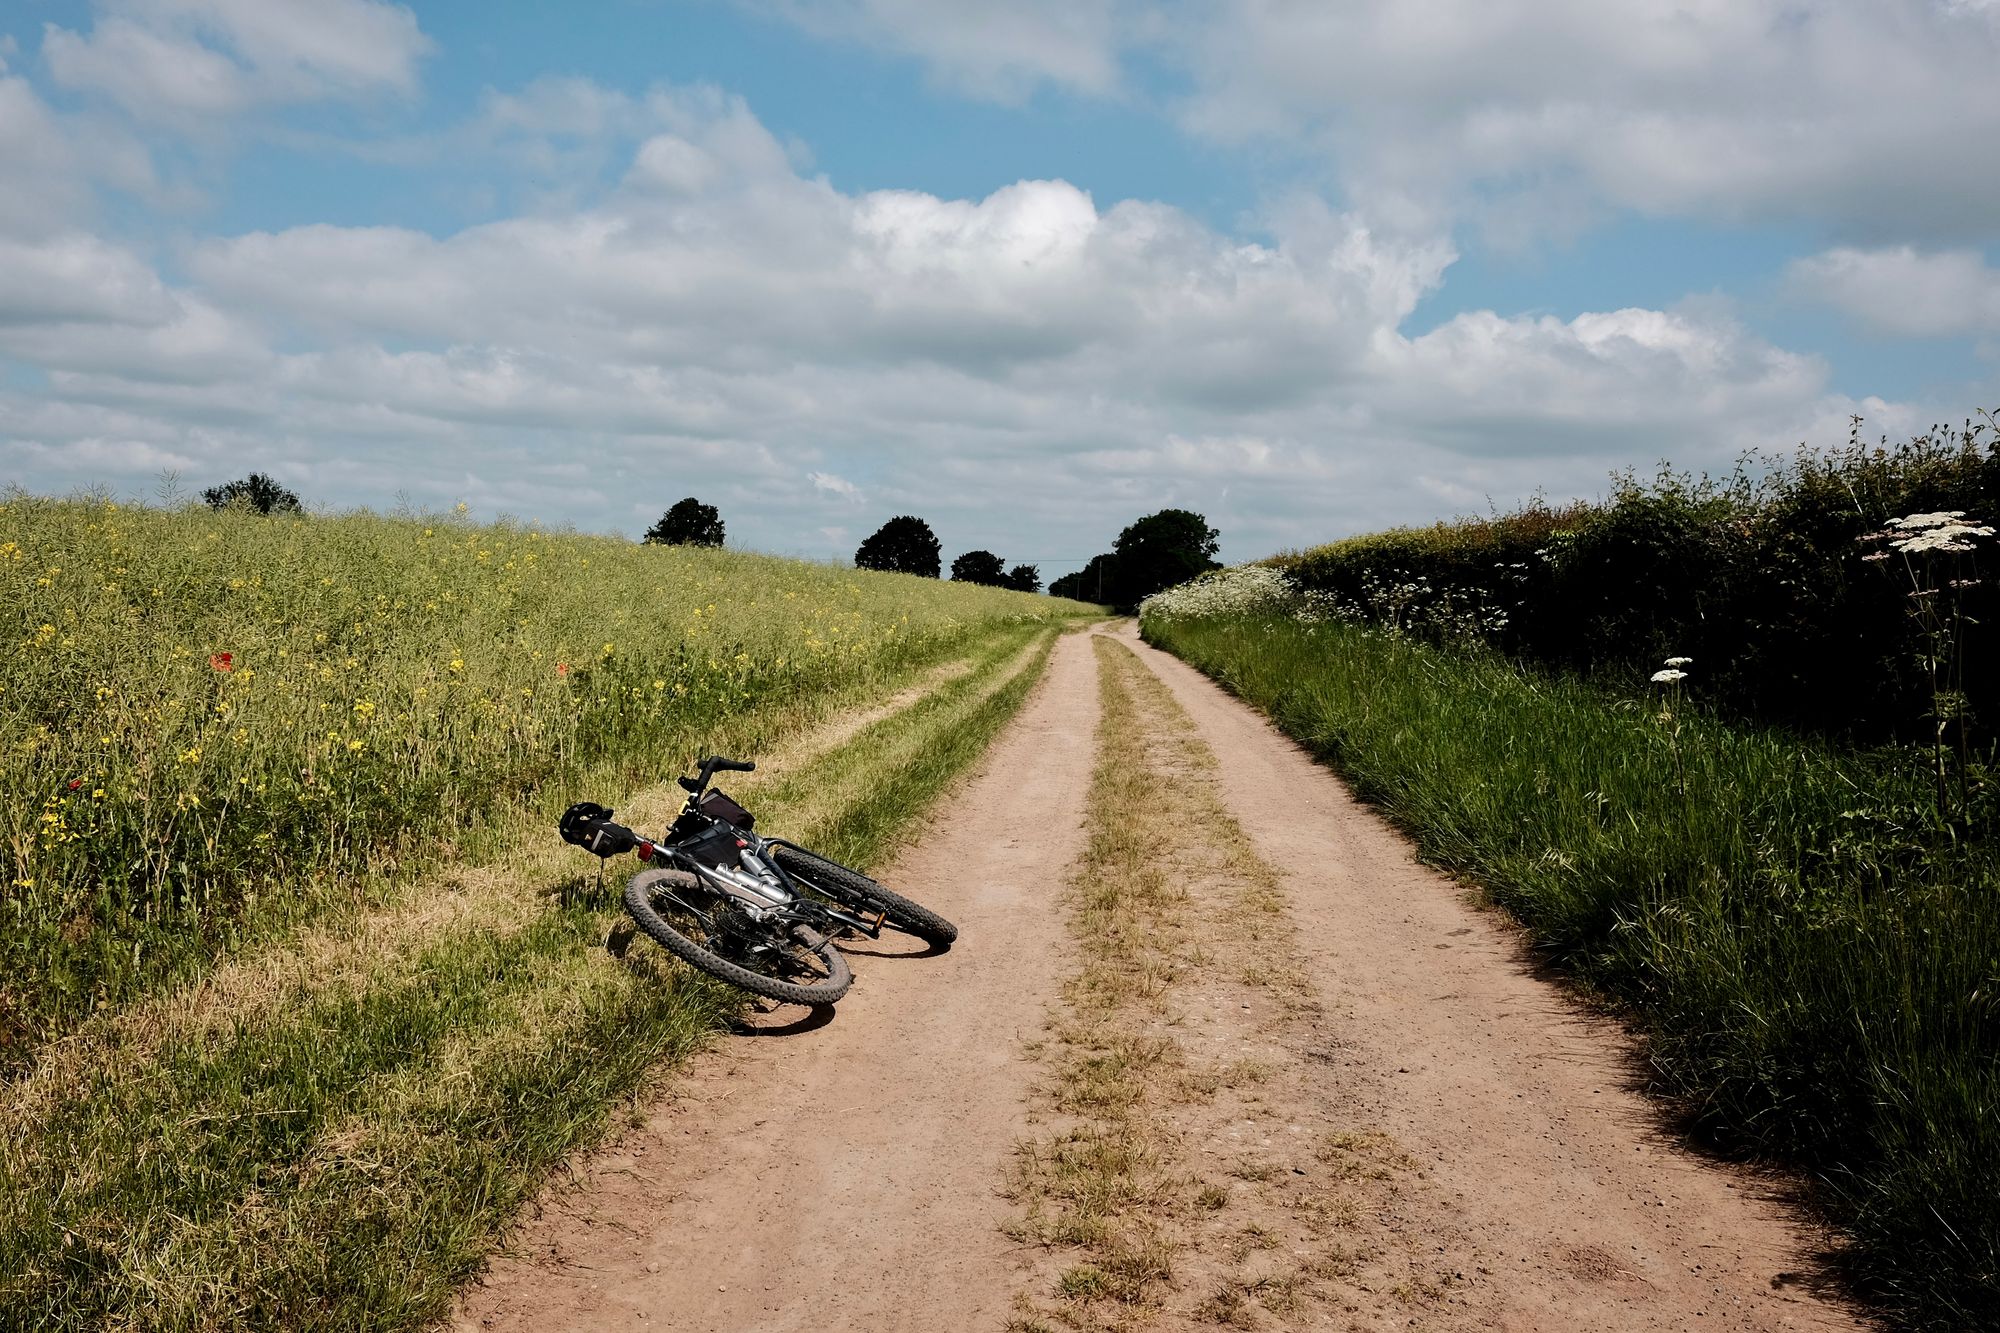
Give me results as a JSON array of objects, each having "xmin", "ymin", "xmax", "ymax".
[
  {"xmin": 624, "ymin": 869, "xmax": 852, "ymax": 1005},
  {"xmin": 770, "ymin": 845, "xmax": 958, "ymax": 948}
]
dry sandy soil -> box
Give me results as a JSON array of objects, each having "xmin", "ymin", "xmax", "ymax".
[{"xmin": 449, "ymin": 625, "xmax": 1868, "ymax": 1333}]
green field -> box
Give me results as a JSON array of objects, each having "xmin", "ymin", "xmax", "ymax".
[
  {"xmin": 0, "ymin": 494, "xmax": 1094, "ymax": 1329},
  {"xmin": 1143, "ymin": 600, "xmax": 1998, "ymax": 1328}
]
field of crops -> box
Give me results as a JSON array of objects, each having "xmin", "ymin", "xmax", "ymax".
[
  {"xmin": 1143, "ymin": 577, "xmax": 1998, "ymax": 1327},
  {"xmin": 0, "ymin": 493, "xmax": 1093, "ymax": 1328}
]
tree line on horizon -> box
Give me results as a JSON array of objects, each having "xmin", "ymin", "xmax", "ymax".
[{"xmin": 197, "ymin": 474, "xmax": 1218, "ymax": 607}]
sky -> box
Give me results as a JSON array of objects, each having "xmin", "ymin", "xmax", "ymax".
[{"xmin": 2, "ymin": 1, "xmax": 1998, "ymax": 575}]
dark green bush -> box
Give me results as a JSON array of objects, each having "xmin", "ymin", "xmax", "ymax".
[{"xmin": 1277, "ymin": 418, "xmax": 2000, "ymax": 742}]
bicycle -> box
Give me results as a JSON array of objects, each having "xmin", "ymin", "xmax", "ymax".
[{"xmin": 558, "ymin": 755, "xmax": 957, "ymax": 1005}]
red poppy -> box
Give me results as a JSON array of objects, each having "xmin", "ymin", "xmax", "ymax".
[
  {"xmin": 68, "ymin": 779, "xmax": 82, "ymax": 790},
  {"xmin": 210, "ymin": 652, "xmax": 233, "ymax": 672},
  {"xmin": 555, "ymin": 662, "xmax": 569, "ymax": 677}
]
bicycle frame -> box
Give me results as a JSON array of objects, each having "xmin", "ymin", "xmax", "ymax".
[{"xmin": 646, "ymin": 793, "xmax": 888, "ymax": 941}]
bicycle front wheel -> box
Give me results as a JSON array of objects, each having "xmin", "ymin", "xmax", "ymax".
[
  {"xmin": 624, "ymin": 869, "xmax": 852, "ymax": 1005},
  {"xmin": 770, "ymin": 845, "xmax": 958, "ymax": 947}
]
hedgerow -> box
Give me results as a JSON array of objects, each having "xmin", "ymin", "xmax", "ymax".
[{"xmin": 1272, "ymin": 417, "xmax": 2000, "ymax": 742}]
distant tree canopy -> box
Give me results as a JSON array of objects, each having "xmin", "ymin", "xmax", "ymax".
[
  {"xmin": 645, "ymin": 497, "xmax": 725, "ymax": 548},
  {"xmin": 1048, "ymin": 554, "xmax": 1117, "ymax": 604},
  {"xmin": 1005, "ymin": 563, "xmax": 1042, "ymax": 594},
  {"xmin": 202, "ymin": 473, "xmax": 302, "ymax": 515},
  {"xmin": 1114, "ymin": 508, "xmax": 1221, "ymax": 604},
  {"xmin": 950, "ymin": 549, "xmax": 1009, "ymax": 586},
  {"xmin": 855, "ymin": 515, "xmax": 941, "ymax": 577},
  {"xmin": 1048, "ymin": 509, "xmax": 1220, "ymax": 609}
]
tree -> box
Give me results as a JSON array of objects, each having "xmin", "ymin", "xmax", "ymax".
[
  {"xmin": 1004, "ymin": 563, "xmax": 1042, "ymax": 594},
  {"xmin": 855, "ymin": 516, "xmax": 941, "ymax": 577},
  {"xmin": 1113, "ymin": 508, "xmax": 1220, "ymax": 604},
  {"xmin": 202, "ymin": 473, "xmax": 301, "ymax": 515},
  {"xmin": 1049, "ymin": 553, "xmax": 1118, "ymax": 604},
  {"xmin": 950, "ymin": 549, "xmax": 1009, "ymax": 586},
  {"xmin": 644, "ymin": 497, "xmax": 725, "ymax": 547}
]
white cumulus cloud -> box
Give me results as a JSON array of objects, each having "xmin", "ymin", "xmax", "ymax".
[
  {"xmin": 0, "ymin": 80, "xmax": 1940, "ymax": 562},
  {"xmin": 44, "ymin": 0, "xmax": 431, "ymax": 120},
  {"xmin": 1789, "ymin": 247, "xmax": 2000, "ymax": 337},
  {"xmin": 752, "ymin": 0, "xmax": 2000, "ymax": 243}
]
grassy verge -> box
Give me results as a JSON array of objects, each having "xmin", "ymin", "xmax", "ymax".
[
  {"xmin": 1143, "ymin": 611, "xmax": 2000, "ymax": 1328},
  {"xmin": 0, "ymin": 621, "xmax": 1072, "ymax": 1331}
]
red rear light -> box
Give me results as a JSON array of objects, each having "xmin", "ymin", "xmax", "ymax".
[{"xmin": 635, "ymin": 839, "xmax": 655, "ymax": 860}]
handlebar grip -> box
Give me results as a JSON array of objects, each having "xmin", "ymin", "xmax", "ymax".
[{"xmin": 706, "ymin": 756, "xmax": 756, "ymax": 774}]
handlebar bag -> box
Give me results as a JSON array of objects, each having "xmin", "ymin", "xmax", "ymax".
[{"xmin": 699, "ymin": 788, "xmax": 755, "ymax": 830}]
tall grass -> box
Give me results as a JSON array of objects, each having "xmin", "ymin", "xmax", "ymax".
[
  {"xmin": 1144, "ymin": 612, "xmax": 1999, "ymax": 1328},
  {"xmin": 0, "ymin": 494, "xmax": 1086, "ymax": 1061}
]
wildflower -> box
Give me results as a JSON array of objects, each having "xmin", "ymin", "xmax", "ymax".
[
  {"xmin": 348, "ymin": 739, "xmax": 365, "ymax": 753},
  {"xmin": 352, "ymin": 699, "xmax": 376, "ymax": 718},
  {"xmin": 448, "ymin": 658, "xmax": 464, "ymax": 673},
  {"xmin": 1892, "ymin": 523, "xmax": 1993, "ymax": 554},
  {"xmin": 1887, "ymin": 511, "xmax": 1967, "ymax": 530},
  {"xmin": 1651, "ymin": 669, "xmax": 1687, "ymax": 684},
  {"xmin": 556, "ymin": 662, "xmax": 569, "ymax": 677},
  {"xmin": 210, "ymin": 652, "xmax": 233, "ymax": 672},
  {"xmin": 1663, "ymin": 656, "xmax": 1692, "ymax": 667},
  {"xmin": 177, "ymin": 746, "xmax": 201, "ymax": 764}
]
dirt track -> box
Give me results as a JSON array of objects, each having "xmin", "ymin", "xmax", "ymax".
[{"xmin": 452, "ymin": 626, "xmax": 1866, "ymax": 1332}]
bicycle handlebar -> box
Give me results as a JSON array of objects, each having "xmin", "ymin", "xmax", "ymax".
[{"xmin": 563, "ymin": 757, "xmax": 758, "ymax": 854}]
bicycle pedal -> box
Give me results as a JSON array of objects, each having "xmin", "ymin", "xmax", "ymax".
[{"xmin": 864, "ymin": 909, "xmax": 887, "ymax": 930}]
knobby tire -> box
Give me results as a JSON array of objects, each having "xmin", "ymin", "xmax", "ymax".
[
  {"xmin": 770, "ymin": 845, "xmax": 958, "ymax": 947},
  {"xmin": 624, "ymin": 868, "xmax": 852, "ymax": 1005}
]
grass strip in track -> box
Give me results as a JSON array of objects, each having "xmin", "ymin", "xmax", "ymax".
[
  {"xmin": 0, "ymin": 620, "xmax": 1077, "ymax": 1331},
  {"xmin": 1008, "ymin": 638, "xmax": 1368, "ymax": 1332},
  {"xmin": 1144, "ymin": 611, "xmax": 2000, "ymax": 1328}
]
